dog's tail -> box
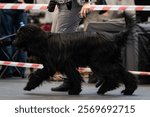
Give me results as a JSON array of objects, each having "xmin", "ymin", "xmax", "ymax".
[{"xmin": 114, "ymin": 12, "xmax": 137, "ymax": 47}]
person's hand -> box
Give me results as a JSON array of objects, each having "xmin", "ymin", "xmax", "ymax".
[{"xmin": 80, "ymin": 2, "xmax": 91, "ymax": 18}]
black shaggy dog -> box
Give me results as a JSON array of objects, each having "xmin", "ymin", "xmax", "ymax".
[{"xmin": 13, "ymin": 15, "xmax": 138, "ymax": 95}]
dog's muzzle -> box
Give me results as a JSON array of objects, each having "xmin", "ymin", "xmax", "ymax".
[{"xmin": 12, "ymin": 39, "xmax": 27, "ymax": 51}]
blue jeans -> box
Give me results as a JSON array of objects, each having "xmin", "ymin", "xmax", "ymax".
[{"xmin": 0, "ymin": 10, "xmax": 28, "ymax": 76}]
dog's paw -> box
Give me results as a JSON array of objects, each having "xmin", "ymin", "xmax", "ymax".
[
  {"xmin": 121, "ymin": 90, "xmax": 134, "ymax": 95},
  {"xmin": 68, "ymin": 89, "xmax": 82, "ymax": 95},
  {"xmin": 24, "ymin": 86, "xmax": 32, "ymax": 91},
  {"xmin": 97, "ymin": 90, "xmax": 105, "ymax": 95},
  {"xmin": 23, "ymin": 75, "xmax": 44, "ymax": 91},
  {"xmin": 23, "ymin": 83, "xmax": 38, "ymax": 91},
  {"xmin": 23, "ymin": 80, "xmax": 43, "ymax": 91}
]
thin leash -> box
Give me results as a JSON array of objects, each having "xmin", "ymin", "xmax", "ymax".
[
  {"xmin": 0, "ymin": 21, "xmax": 26, "ymax": 41},
  {"xmin": 0, "ymin": 33, "xmax": 16, "ymax": 41}
]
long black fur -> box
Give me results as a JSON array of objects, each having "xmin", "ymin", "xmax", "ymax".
[{"xmin": 13, "ymin": 14, "xmax": 138, "ymax": 95}]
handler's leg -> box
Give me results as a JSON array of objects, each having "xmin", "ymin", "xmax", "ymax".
[
  {"xmin": 51, "ymin": 78, "xmax": 70, "ymax": 91},
  {"xmin": 66, "ymin": 70, "xmax": 82, "ymax": 95},
  {"xmin": 51, "ymin": 3, "xmax": 81, "ymax": 91},
  {"xmin": 62, "ymin": 62, "xmax": 83, "ymax": 95}
]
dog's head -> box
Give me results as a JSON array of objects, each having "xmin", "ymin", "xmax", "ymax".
[{"xmin": 13, "ymin": 24, "xmax": 47, "ymax": 50}]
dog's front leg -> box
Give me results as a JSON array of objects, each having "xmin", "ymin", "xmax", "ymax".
[
  {"xmin": 24, "ymin": 68, "xmax": 55, "ymax": 91},
  {"xmin": 63, "ymin": 64, "xmax": 83, "ymax": 95}
]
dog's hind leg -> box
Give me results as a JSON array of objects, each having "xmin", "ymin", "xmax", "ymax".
[
  {"xmin": 96, "ymin": 67, "xmax": 137, "ymax": 95},
  {"xmin": 63, "ymin": 64, "xmax": 82, "ymax": 95},
  {"xmin": 90, "ymin": 63, "xmax": 120, "ymax": 95},
  {"xmin": 121, "ymin": 71, "xmax": 138, "ymax": 95},
  {"xmin": 96, "ymin": 75, "xmax": 120, "ymax": 95}
]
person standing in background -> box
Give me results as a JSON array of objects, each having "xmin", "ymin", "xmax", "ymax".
[
  {"xmin": 48, "ymin": 0, "xmax": 88, "ymax": 91},
  {"xmin": 47, "ymin": 0, "xmax": 107, "ymax": 91},
  {"xmin": 49, "ymin": 0, "xmax": 83, "ymax": 33},
  {"xmin": 0, "ymin": 0, "xmax": 33, "ymax": 78}
]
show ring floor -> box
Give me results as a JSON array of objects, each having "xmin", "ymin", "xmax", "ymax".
[{"xmin": 0, "ymin": 78, "xmax": 150, "ymax": 100}]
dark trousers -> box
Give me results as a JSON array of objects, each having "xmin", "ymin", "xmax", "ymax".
[{"xmin": 0, "ymin": 10, "xmax": 28, "ymax": 76}]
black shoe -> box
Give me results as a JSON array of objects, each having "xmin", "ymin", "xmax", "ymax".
[{"xmin": 51, "ymin": 79, "xmax": 70, "ymax": 92}]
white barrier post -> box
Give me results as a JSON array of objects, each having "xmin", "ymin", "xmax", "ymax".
[{"xmin": 0, "ymin": 60, "xmax": 43, "ymax": 69}]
